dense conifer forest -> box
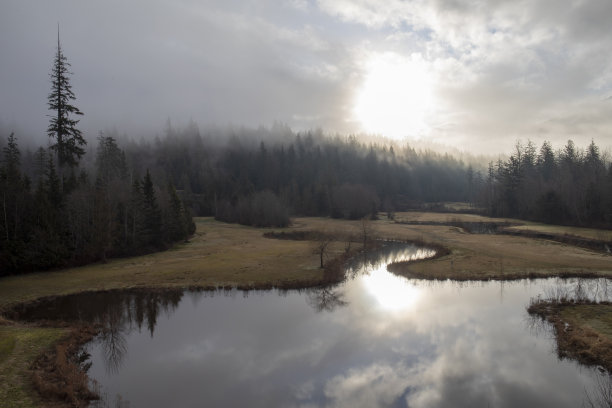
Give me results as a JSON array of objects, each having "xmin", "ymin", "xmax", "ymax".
[
  {"xmin": 474, "ymin": 140, "xmax": 612, "ymax": 227},
  {"xmin": 2, "ymin": 124, "xmax": 612, "ymax": 274},
  {"xmin": 3, "ymin": 31, "xmax": 611, "ymax": 276},
  {"xmin": 0, "ymin": 132, "xmax": 195, "ymax": 274}
]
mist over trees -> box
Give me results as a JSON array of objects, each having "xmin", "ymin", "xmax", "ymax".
[
  {"xmin": 3, "ymin": 119, "xmax": 612, "ymax": 275},
  {"xmin": 113, "ymin": 124, "xmax": 471, "ymax": 224},
  {"xmin": 1, "ymin": 118, "xmax": 474, "ymax": 273},
  {"xmin": 2, "ymin": 32, "xmax": 611, "ymax": 275},
  {"xmin": 0, "ymin": 34, "xmax": 194, "ymax": 274},
  {"xmin": 0, "ymin": 133, "xmax": 195, "ymax": 274}
]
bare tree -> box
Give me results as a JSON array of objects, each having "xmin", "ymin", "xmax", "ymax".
[
  {"xmin": 313, "ymin": 230, "xmax": 335, "ymax": 268},
  {"xmin": 360, "ymin": 217, "xmax": 376, "ymax": 250},
  {"xmin": 306, "ymin": 287, "xmax": 347, "ymax": 312}
]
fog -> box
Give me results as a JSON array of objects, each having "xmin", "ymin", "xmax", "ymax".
[{"xmin": 2, "ymin": 0, "xmax": 612, "ymax": 154}]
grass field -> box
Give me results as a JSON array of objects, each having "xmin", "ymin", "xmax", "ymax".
[
  {"xmin": 1, "ymin": 214, "xmax": 611, "ymax": 407},
  {"xmin": 529, "ymin": 302, "xmax": 612, "ymax": 371},
  {"xmin": 394, "ymin": 211, "xmax": 612, "ymax": 243},
  {"xmin": 0, "ymin": 325, "xmax": 67, "ymax": 408},
  {"xmin": 505, "ymin": 224, "xmax": 612, "ymax": 242}
]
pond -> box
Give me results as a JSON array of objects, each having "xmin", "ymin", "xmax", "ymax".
[{"xmin": 13, "ymin": 243, "xmax": 612, "ymax": 407}]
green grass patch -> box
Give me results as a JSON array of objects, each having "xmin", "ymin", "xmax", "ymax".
[
  {"xmin": 0, "ymin": 326, "xmax": 67, "ymax": 408},
  {"xmin": 561, "ymin": 304, "xmax": 612, "ymax": 339},
  {"xmin": 0, "ymin": 335, "xmax": 16, "ymax": 364}
]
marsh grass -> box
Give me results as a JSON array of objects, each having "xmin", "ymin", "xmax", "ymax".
[
  {"xmin": 2, "ymin": 215, "xmax": 612, "ymax": 407},
  {"xmin": 30, "ymin": 326, "xmax": 99, "ymax": 407},
  {"xmin": 529, "ymin": 300, "xmax": 612, "ymax": 372},
  {"xmin": 0, "ymin": 326, "xmax": 67, "ymax": 408}
]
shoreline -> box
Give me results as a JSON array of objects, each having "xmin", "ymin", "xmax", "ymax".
[
  {"xmin": 2, "ymin": 215, "xmax": 612, "ymax": 407},
  {"xmin": 528, "ymin": 300, "xmax": 612, "ymax": 373},
  {"xmin": 0, "ymin": 233, "xmax": 373, "ymax": 408}
]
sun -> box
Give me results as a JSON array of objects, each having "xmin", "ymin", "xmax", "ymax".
[{"xmin": 353, "ymin": 53, "xmax": 433, "ymax": 139}]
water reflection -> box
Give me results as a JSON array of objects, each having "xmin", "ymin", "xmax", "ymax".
[
  {"xmin": 362, "ymin": 269, "xmax": 421, "ymax": 311},
  {"xmin": 306, "ymin": 288, "xmax": 348, "ymax": 313},
  {"xmin": 10, "ymin": 244, "xmax": 612, "ymax": 408},
  {"xmin": 584, "ymin": 372, "xmax": 612, "ymax": 408}
]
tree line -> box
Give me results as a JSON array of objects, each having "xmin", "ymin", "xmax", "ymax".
[
  {"xmin": 3, "ymin": 30, "xmax": 611, "ymax": 275},
  {"xmin": 0, "ymin": 132, "xmax": 195, "ymax": 274},
  {"xmin": 472, "ymin": 140, "xmax": 612, "ymax": 227},
  {"xmin": 115, "ymin": 124, "xmax": 471, "ymax": 225},
  {"xmin": 0, "ymin": 32, "xmax": 194, "ymax": 275}
]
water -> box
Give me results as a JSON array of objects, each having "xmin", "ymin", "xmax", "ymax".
[{"xmin": 12, "ymin": 243, "xmax": 612, "ymax": 407}]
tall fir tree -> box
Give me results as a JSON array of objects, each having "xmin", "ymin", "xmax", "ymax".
[
  {"xmin": 47, "ymin": 27, "xmax": 85, "ymax": 174},
  {"xmin": 1, "ymin": 133, "xmax": 22, "ymax": 242},
  {"xmin": 140, "ymin": 170, "xmax": 162, "ymax": 247}
]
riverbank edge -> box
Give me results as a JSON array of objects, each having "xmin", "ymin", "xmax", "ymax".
[
  {"xmin": 2, "ymin": 220, "xmax": 611, "ymax": 407},
  {"xmin": 527, "ymin": 300, "xmax": 612, "ymax": 373},
  {"xmin": 395, "ymin": 219, "xmax": 612, "ymax": 254},
  {"xmin": 0, "ymin": 238, "xmax": 398, "ymax": 408}
]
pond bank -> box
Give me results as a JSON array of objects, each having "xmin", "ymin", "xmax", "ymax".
[
  {"xmin": 2, "ymin": 215, "xmax": 612, "ymax": 407},
  {"xmin": 528, "ymin": 301, "xmax": 612, "ymax": 373}
]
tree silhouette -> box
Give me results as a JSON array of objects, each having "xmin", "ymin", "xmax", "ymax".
[{"xmin": 47, "ymin": 27, "xmax": 85, "ymax": 173}]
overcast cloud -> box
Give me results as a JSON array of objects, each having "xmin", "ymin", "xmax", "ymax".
[{"xmin": 1, "ymin": 0, "xmax": 611, "ymax": 153}]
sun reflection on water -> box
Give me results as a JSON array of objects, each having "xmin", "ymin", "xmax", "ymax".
[
  {"xmin": 362, "ymin": 267, "xmax": 422, "ymax": 311},
  {"xmin": 358, "ymin": 245, "xmax": 433, "ymax": 312}
]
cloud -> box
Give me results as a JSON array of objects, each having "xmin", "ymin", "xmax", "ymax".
[
  {"xmin": 315, "ymin": 0, "xmax": 612, "ymax": 152},
  {"xmin": 324, "ymin": 362, "xmax": 413, "ymax": 408},
  {"xmin": 1, "ymin": 0, "xmax": 611, "ymax": 153}
]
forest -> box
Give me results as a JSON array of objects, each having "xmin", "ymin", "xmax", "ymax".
[
  {"xmin": 474, "ymin": 139, "xmax": 612, "ymax": 227},
  {"xmin": 3, "ymin": 32, "xmax": 611, "ymax": 276},
  {"xmin": 0, "ymin": 124, "xmax": 470, "ymax": 274},
  {"xmin": 0, "ymin": 132, "xmax": 195, "ymax": 274},
  {"xmin": 3, "ymin": 123, "xmax": 612, "ymax": 275}
]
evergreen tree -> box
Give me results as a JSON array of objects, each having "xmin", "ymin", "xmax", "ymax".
[
  {"xmin": 537, "ymin": 141, "xmax": 556, "ymax": 182},
  {"xmin": 95, "ymin": 134, "xmax": 128, "ymax": 184},
  {"xmin": 47, "ymin": 28, "xmax": 85, "ymax": 172},
  {"xmin": 129, "ymin": 179, "xmax": 144, "ymax": 248},
  {"xmin": 1, "ymin": 133, "xmax": 22, "ymax": 242},
  {"xmin": 140, "ymin": 170, "xmax": 162, "ymax": 247},
  {"xmin": 164, "ymin": 182, "xmax": 187, "ymax": 242},
  {"xmin": 2, "ymin": 133, "xmax": 20, "ymax": 179}
]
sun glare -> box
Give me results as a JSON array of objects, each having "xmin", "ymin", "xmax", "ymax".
[
  {"xmin": 362, "ymin": 266, "xmax": 421, "ymax": 311},
  {"xmin": 353, "ymin": 53, "xmax": 433, "ymax": 139}
]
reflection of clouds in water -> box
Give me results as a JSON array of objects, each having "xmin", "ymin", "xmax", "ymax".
[
  {"xmin": 320, "ymin": 324, "xmax": 587, "ymax": 408},
  {"xmin": 78, "ymin": 244, "xmax": 610, "ymax": 407},
  {"xmin": 320, "ymin": 275, "xmax": 601, "ymax": 408},
  {"xmin": 324, "ymin": 362, "xmax": 413, "ymax": 408}
]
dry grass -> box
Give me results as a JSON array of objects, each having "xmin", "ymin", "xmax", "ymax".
[
  {"xmin": 373, "ymin": 218, "xmax": 612, "ymax": 281},
  {"xmin": 393, "ymin": 211, "xmax": 518, "ymax": 224},
  {"xmin": 1, "ymin": 215, "xmax": 612, "ymax": 408},
  {"xmin": 0, "ymin": 325, "xmax": 67, "ymax": 408},
  {"xmin": 3, "ymin": 216, "xmax": 610, "ymax": 314},
  {"xmin": 505, "ymin": 224, "xmax": 612, "ymax": 242},
  {"xmin": 30, "ymin": 326, "xmax": 99, "ymax": 407},
  {"xmin": 0, "ymin": 218, "xmax": 329, "ymax": 313},
  {"xmin": 395, "ymin": 211, "xmax": 612, "ymax": 243},
  {"xmin": 561, "ymin": 304, "xmax": 612, "ymax": 340},
  {"xmin": 529, "ymin": 302, "xmax": 612, "ymax": 371}
]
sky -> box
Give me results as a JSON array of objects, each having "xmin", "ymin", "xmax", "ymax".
[{"xmin": 2, "ymin": 0, "xmax": 612, "ymax": 154}]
